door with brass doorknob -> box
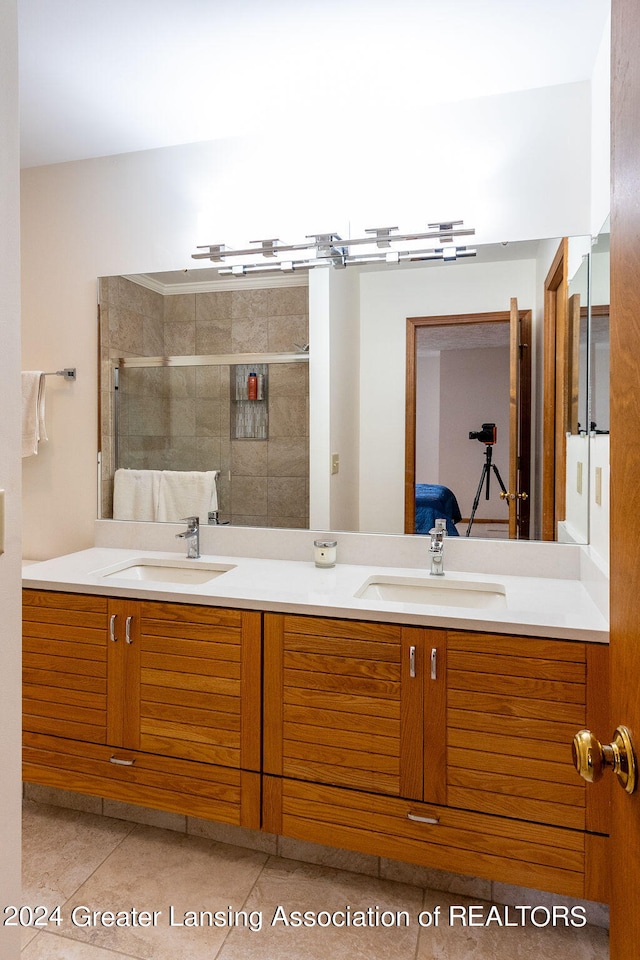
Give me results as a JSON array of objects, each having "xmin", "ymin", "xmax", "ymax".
[
  {"xmin": 573, "ymin": 726, "xmax": 637, "ymax": 795},
  {"xmin": 607, "ymin": 4, "xmax": 640, "ymax": 956}
]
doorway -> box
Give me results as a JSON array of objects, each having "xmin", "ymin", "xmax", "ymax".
[{"xmin": 405, "ymin": 309, "xmax": 532, "ymax": 539}]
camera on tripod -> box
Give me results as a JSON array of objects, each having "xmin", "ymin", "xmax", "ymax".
[
  {"xmin": 469, "ymin": 422, "xmax": 497, "ymax": 445},
  {"xmin": 465, "ymin": 422, "xmax": 505, "ymax": 536}
]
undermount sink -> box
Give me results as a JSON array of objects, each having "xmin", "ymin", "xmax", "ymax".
[
  {"xmin": 97, "ymin": 558, "xmax": 235, "ymax": 585},
  {"xmin": 355, "ymin": 575, "xmax": 507, "ymax": 609}
]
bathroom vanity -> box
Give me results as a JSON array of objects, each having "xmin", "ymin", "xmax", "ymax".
[{"xmin": 22, "ymin": 543, "xmax": 610, "ymax": 903}]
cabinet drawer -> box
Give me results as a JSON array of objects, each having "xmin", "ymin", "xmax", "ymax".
[
  {"xmin": 23, "ymin": 731, "xmax": 260, "ymax": 829},
  {"xmin": 264, "ymin": 776, "xmax": 587, "ymax": 898}
]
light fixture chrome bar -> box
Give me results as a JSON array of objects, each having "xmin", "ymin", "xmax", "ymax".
[
  {"xmin": 192, "ymin": 221, "xmax": 475, "ymax": 262},
  {"xmin": 217, "ymin": 245, "xmax": 477, "ymax": 277}
]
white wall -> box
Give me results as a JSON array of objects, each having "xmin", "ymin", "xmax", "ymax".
[
  {"xmin": 328, "ymin": 269, "xmax": 360, "ymax": 531},
  {"xmin": 358, "ymin": 258, "xmax": 538, "ymax": 533},
  {"xmin": 416, "ymin": 353, "xmax": 440, "ymax": 481},
  {"xmin": 0, "ymin": 0, "xmax": 23, "ymax": 955},
  {"xmin": 21, "ymin": 81, "xmax": 592, "ymax": 558},
  {"xmin": 590, "ymin": 12, "xmax": 611, "ymax": 238},
  {"xmin": 309, "ymin": 267, "xmax": 360, "ymax": 531},
  {"xmin": 439, "ymin": 346, "xmax": 510, "ymax": 525},
  {"xmin": 589, "ymin": 434, "xmax": 610, "ymax": 568},
  {"xmin": 562, "ymin": 434, "xmax": 590, "ymax": 543}
]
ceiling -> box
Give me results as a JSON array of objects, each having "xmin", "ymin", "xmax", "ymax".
[{"xmin": 18, "ymin": 0, "xmax": 610, "ymax": 169}]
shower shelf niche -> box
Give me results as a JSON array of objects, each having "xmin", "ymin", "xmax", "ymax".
[{"xmin": 231, "ymin": 363, "xmax": 268, "ymax": 440}]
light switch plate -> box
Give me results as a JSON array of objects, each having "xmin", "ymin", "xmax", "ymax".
[{"xmin": 331, "ymin": 453, "xmax": 339, "ymax": 475}]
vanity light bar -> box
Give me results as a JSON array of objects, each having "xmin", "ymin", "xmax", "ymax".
[
  {"xmin": 216, "ymin": 245, "xmax": 477, "ymax": 277},
  {"xmin": 192, "ymin": 220, "xmax": 475, "ymax": 265}
]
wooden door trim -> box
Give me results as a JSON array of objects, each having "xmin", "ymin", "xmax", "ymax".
[
  {"xmin": 405, "ymin": 310, "xmax": 526, "ymax": 535},
  {"xmin": 542, "ymin": 238, "xmax": 569, "ymax": 541}
]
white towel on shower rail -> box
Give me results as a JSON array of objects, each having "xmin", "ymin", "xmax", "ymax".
[
  {"xmin": 21, "ymin": 371, "xmax": 48, "ymax": 458},
  {"xmin": 156, "ymin": 470, "xmax": 219, "ymax": 524},
  {"xmin": 113, "ymin": 468, "xmax": 161, "ymax": 521}
]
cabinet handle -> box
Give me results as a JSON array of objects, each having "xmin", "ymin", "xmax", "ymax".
[
  {"xmin": 109, "ymin": 614, "xmax": 117, "ymax": 642},
  {"xmin": 109, "ymin": 756, "xmax": 135, "ymax": 766},
  {"xmin": 430, "ymin": 647, "xmax": 437, "ymax": 680},
  {"xmin": 409, "ymin": 645, "xmax": 416, "ymax": 678},
  {"xmin": 407, "ymin": 812, "xmax": 439, "ymax": 825},
  {"xmin": 125, "ymin": 616, "xmax": 133, "ymax": 644}
]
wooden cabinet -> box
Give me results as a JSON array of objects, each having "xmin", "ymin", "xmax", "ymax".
[
  {"xmin": 106, "ymin": 598, "xmax": 261, "ymax": 772},
  {"xmin": 23, "ymin": 590, "xmax": 262, "ymax": 828},
  {"xmin": 263, "ymin": 613, "xmax": 446, "ymax": 803},
  {"xmin": 263, "ymin": 613, "xmax": 610, "ymax": 901},
  {"xmin": 23, "ymin": 593, "xmax": 609, "ymax": 899}
]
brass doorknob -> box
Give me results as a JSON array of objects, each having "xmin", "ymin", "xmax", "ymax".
[
  {"xmin": 572, "ymin": 725, "xmax": 637, "ymax": 794},
  {"xmin": 499, "ymin": 491, "xmax": 529, "ymax": 501}
]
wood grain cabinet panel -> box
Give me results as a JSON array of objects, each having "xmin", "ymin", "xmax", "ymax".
[
  {"xmin": 23, "ymin": 590, "xmax": 109, "ymax": 743},
  {"xmin": 263, "ymin": 613, "xmax": 446, "ymax": 803},
  {"xmin": 445, "ymin": 631, "xmax": 606, "ymax": 834}
]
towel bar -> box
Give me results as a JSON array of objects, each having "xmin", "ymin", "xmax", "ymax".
[{"xmin": 43, "ymin": 368, "xmax": 76, "ymax": 380}]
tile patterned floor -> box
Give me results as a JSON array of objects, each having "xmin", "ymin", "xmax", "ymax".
[{"xmin": 21, "ymin": 801, "xmax": 609, "ymax": 959}]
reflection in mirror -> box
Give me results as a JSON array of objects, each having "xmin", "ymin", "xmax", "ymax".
[
  {"xmin": 98, "ymin": 235, "xmax": 598, "ymax": 543},
  {"xmin": 559, "ymin": 224, "xmax": 610, "ymax": 544},
  {"xmin": 99, "ymin": 277, "xmax": 310, "ymax": 528},
  {"xmin": 589, "ymin": 220, "xmax": 610, "ymax": 436},
  {"xmin": 411, "ymin": 320, "xmax": 514, "ymax": 540},
  {"xmin": 568, "ymin": 251, "xmax": 590, "ymax": 436}
]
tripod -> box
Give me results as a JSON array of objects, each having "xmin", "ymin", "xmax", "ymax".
[{"xmin": 465, "ymin": 444, "xmax": 507, "ymax": 537}]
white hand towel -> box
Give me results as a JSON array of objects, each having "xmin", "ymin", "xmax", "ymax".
[
  {"xmin": 156, "ymin": 470, "xmax": 219, "ymax": 524},
  {"xmin": 22, "ymin": 371, "xmax": 48, "ymax": 458},
  {"xmin": 113, "ymin": 468, "xmax": 162, "ymax": 521}
]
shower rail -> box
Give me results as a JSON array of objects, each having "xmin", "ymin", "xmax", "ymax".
[{"xmin": 114, "ymin": 351, "xmax": 309, "ymax": 369}]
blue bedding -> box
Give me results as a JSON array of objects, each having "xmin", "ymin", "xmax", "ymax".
[{"xmin": 415, "ymin": 484, "xmax": 462, "ymax": 536}]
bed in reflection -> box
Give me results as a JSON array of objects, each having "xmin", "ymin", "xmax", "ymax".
[{"xmin": 415, "ymin": 484, "xmax": 461, "ymax": 535}]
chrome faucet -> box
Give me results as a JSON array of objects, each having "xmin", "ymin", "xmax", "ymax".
[
  {"xmin": 176, "ymin": 516, "xmax": 200, "ymax": 559},
  {"xmin": 429, "ymin": 518, "xmax": 447, "ymax": 576}
]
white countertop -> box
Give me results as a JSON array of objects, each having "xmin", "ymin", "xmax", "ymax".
[{"xmin": 22, "ymin": 547, "xmax": 609, "ymax": 643}]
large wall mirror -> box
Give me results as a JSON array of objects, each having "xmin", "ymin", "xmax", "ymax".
[{"xmin": 98, "ymin": 231, "xmax": 608, "ymax": 544}]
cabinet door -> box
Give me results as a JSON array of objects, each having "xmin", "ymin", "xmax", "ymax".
[
  {"xmin": 23, "ymin": 590, "xmax": 109, "ymax": 744},
  {"xmin": 131, "ymin": 602, "xmax": 262, "ymax": 771},
  {"xmin": 264, "ymin": 613, "xmax": 445, "ymax": 800},
  {"xmin": 106, "ymin": 598, "xmax": 140, "ymax": 750},
  {"xmin": 446, "ymin": 631, "xmax": 590, "ymax": 829}
]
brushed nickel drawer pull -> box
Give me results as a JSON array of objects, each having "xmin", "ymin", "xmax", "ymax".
[
  {"xmin": 125, "ymin": 616, "xmax": 133, "ymax": 644},
  {"xmin": 430, "ymin": 647, "xmax": 437, "ymax": 680},
  {"xmin": 109, "ymin": 756, "xmax": 135, "ymax": 766},
  {"xmin": 109, "ymin": 614, "xmax": 117, "ymax": 642},
  {"xmin": 407, "ymin": 812, "xmax": 439, "ymax": 825},
  {"xmin": 409, "ymin": 645, "xmax": 416, "ymax": 678}
]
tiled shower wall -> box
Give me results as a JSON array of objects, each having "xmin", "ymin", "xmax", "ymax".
[{"xmin": 100, "ymin": 277, "xmax": 309, "ymax": 528}]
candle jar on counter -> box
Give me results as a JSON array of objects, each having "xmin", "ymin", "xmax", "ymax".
[{"xmin": 314, "ymin": 539, "xmax": 337, "ymax": 568}]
